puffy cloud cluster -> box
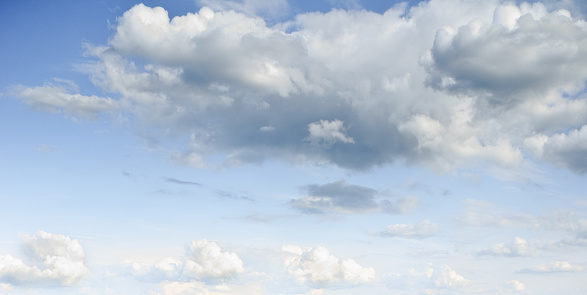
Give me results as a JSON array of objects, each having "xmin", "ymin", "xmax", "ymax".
[
  {"xmin": 290, "ymin": 180, "xmax": 419, "ymax": 214},
  {"xmin": 184, "ymin": 239, "xmax": 244, "ymax": 278},
  {"xmin": 379, "ymin": 220, "xmax": 439, "ymax": 239},
  {"xmin": 282, "ymin": 245, "xmax": 376, "ymax": 285},
  {"xmin": 12, "ymin": 1, "xmax": 587, "ymax": 173},
  {"xmin": 434, "ymin": 266, "xmax": 469, "ymax": 288},
  {"xmin": 477, "ymin": 237, "xmax": 537, "ymax": 257},
  {"xmin": 0, "ymin": 231, "xmax": 88, "ymax": 286},
  {"xmin": 127, "ymin": 239, "xmax": 243, "ymax": 283}
]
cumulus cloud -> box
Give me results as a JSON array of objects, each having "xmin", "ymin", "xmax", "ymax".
[
  {"xmin": 290, "ymin": 180, "xmax": 418, "ymax": 214},
  {"xmin": 505, "ymin": 280, "xmax": 526, "ymax": 292},
  {"xmin": 379, "ymin": 220, "xmax": 439, "ymax": 239},
  {"xmin": 282, "ymin": 245, "xmax": 376, "ymax": 286},
  {"xmin": 307, "ymin": 119, "xmax": 355, "ymax": 144},
  {"xmin": 12, "ymin": 1, "xmax": 587, "ymax": 173},
  {"xmin": 425, "ymin": 3, "xmax": 587, "ymax": 103},
  {"xmin": 525, "ymin": 125, "xmax": 587, "ymax": 173},
  {"xmin": 520, "ymin": 261, "xmax": 584, "ymax": 273},
  {"xmin": 434, "ymin": 266, "xmax": 469, "ymax": 288},
  {"xmin": 184, "ymin": 239, "xmax": 244, "ymax": 278},
  {"xmin": 477, "ymin": 237, "xmax": 537, "ymax": 257},
  {"xmin": 0, "ymin": 231, "xmax": 88, "ymax": 286},
  {"xmin": 125, "ymin": 239, "xmax": 243, "ymax": 283}
]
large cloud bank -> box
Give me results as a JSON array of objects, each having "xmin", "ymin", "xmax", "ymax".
[{"xmin": 15, "ymin": 0, "xmax": 587, "ymax": 173}]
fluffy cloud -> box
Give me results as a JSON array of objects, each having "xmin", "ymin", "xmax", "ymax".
[
  {"xmin": 505, "ymin": 280, "xmax": 526, "ymax": 292},
  {"xmin": 12, "ymin": 1, "xmax": 587, "ymax": 173},
  {"xmin": 307, "ymin": 119, "xmax": 355, "ymax": 144},
  {"xmin": 282, "ymin": 245, "xmax": 376, "ymax": 285},
  {"xmin": 477, "ymin": 237, "xmax": 537, "ymax": 257},
  {"xmin": 0, "ymin": 231, "xmax": 88, "ymax": 286},
  {"xmin": 525, "ymin": 125, "xmax": 587, "ymax": 173},
  {"xmin": 290, "ymin": 180, "xmax": 418, "ymax": 214},
  {"xmin": 520, "ymin": 261, "xmax": 584, "ymax": 273},
  {"xmin": 184, "ymin": 239, "xmax": 244, "ymax": 278},
  {"xmin": 126, "ymin": 239, "xmax": 243, "ymax": 283},
  {"xmin": 379, "ymin": 220, "xmax": 439, "ymax": 239},
  {"xmin": 426, "ymin": 3, "xmax": 587, "ymax": 102},
  {"xmin": 434, "ymin": 266, "xmax": 469, "ymax": 288}
]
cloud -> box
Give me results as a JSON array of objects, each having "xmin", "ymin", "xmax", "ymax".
[
  {"xmin": 425, "ymin": 3, "xmax": 587, "ymax": 104},
  {"xmin": 379, "ymin": 220, "xmax": 439, "ymax": 239},
  {"xmin": 13, "ymin": 82, "xmax": 119, "ymax": 118},
  {"xmin": 197, "ymin": 0, "xmax": 289, "ymax": 21},
  {"xmin": 307, "ymin": 119, "xmax": 355, "ymax": 144},
  {"xmin": 477, "ymin": 237, "xmax": 537, "ymax": 257},
  {"xmin": 165, "ymin": 177, "xmax": 203, "ymax": 186},
  {"xmin": 290, "ymin": 180, "xmax": 418, "ymax": 214},
  {"xmin": 282, "ymin": 245, "xmax": 376, "ymax": 286},
  {"xmin": 124, "ymin": 239, "xmax": 244, "ymax": 283},
  {"xmin": 161, "ymin": 281, "xmax": 266, "ymax": 295},
  {"xmin": 520, "ymin": 261, "xmax": 584, "ymax": 273},
  {"xmin": 0, "ymin": 231, "xmax": 88, "ymax": 286},
  {"xmin": 184, "ymin": 239, "xmax": 244, "ymax": 278},
  {"xmin": 505, "ymin": 280, "xmax": 526, "ymax": 292},
  {"xmin": 434, "ymin": 266, "xmax": 469, "ymax": 288},
  {"xmin": 12, "ymin": 1, "xmax": 587, "ymax": 173},
  {"xmin": 525, "ymin": 125, "xmax": 587, "ymax": 174}
]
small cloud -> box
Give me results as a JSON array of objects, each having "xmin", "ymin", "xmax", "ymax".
[
  {"xmin": 36, "ymin": 143, "xmax": 57, "ymax": 153},
  {"xmin": 291, "ymin": 180, "xmax": 377, "ymax": 214},
  {"xmin": 216, "ymin": 190, "xmax": 255, "ymax": 201},
  {"xmin": 378, "ymin": 220, "xmax": 439, "ymax": 239},
  {"xmin": 307, "ymin": 119, "xmax": 355, "ymax": 144},
  {"xmin": 520, "ymin": 261, "xmax": 583, "ymax": 273},
  {"xmin": 165, "ymin": 177, "xmax": 202, "ymax": 187},
  {"xmin": 477, "ymin": 237, "xmax": 537, "ymax": 257},
  {"xmin": 282, "ymin": 245, "xmax": 376, "ymax": 286},
  {"xmin": 434, "ymin": 266, "xmax": 469, "ymax": 288},
  {"xmin": 260, "ymin": 125, "xmax": 275, "ymax": 131},
  {"xmin": 505, "ymin": 280, "xmax": 525, "ymax": 292},
  {"xmin": 291, "ymin": 180, "xmax": 419, "ymax": 215}
]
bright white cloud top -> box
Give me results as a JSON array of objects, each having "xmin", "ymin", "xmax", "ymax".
[{"xmin": 0, "ymin": 0, "xmax": 586, "ymax": 294}]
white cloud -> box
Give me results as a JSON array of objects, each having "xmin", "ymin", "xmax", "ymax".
[
  {"xmin": 14, "ymin": 82, "xmax": 119, "ymax": 118},
  {"xmin": 282, "ymin": 245, "xmax": 375, "ymax": 285},
  {"xmin": 0, "ymin": 231, "xmax": 88, "ymax": 286},
  {"xmin": 505, "ymin": 280, "xmax": 526, "ymax": 292},
  {"xmin": 478, "ymin": 237, "xmax": 537, "ymax": 257},
  {"xmin": 197, "ymin": 0, "xmax": 289, "ymax": 20},
  {"xmin": 380, "ymin": 220, "xmax": 439, "ymax": 239},
  {"xmin": 184, "ymin": 239, "xmax": 244, "ymax": 278},
  {"xmin": 123, "ymin": 239, "xmax": 243, "ymax": 284},
  {"xmin": 434, "ymin": 266, "xmax": 469, "ymax": 288},
  {"xmin": 307, "ymin": 119, "xmax": 355, "ymax": 144},
  {"xmin": 520, "ymin": 261, "xmax": 584, "ymax": 273}
]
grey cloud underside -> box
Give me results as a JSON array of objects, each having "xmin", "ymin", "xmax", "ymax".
[
  {"xmin": 291, "ymin": 180, "xmax": 418, "ymax": 214},
  {"xmin": 15, "ymin": 1, "xmax": 587, "ymax": 172}
]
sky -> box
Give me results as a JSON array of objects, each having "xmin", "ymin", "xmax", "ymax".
[{"xmin": 1, "ymin": 0, "xmax": 587, "ymax": 294}]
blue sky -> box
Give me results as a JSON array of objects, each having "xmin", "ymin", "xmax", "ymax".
[{"xmin": 1, "ymin": 0, "xmax": 587, "ymax": 294}]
